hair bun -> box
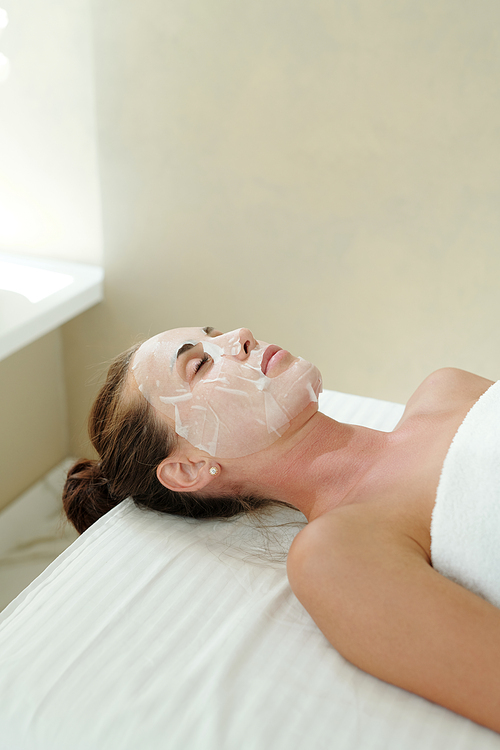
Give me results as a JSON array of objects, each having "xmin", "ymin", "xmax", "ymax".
[{"xmin": 63, "ymin": 458, "xmax": 118, "ymax": 534}]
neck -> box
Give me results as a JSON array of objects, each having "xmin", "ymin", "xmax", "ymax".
[{"xmin": 243, "ymin": 411, "xmax": 389, "ymax": 521}]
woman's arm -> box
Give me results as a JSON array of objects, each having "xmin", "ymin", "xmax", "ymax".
[{"xmin": 287, "ymin": 508, "xmax": 500, "ymax": 733}]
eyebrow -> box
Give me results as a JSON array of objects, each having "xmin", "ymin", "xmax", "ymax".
[
  {"xmin": 172, "ymin": 342, "xmax": 195, "ymax": 371},
  {"xmin": 176, "ymin": 342, "xmax": 195, "ymax": 359},
  {"xmin": 172, "ymin": 328, "xmax": 215, "ymax": 371}
]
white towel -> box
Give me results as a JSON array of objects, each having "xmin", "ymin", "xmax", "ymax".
[{"xmin": 431, "ymin": 380, "xmax": 500, "ymax": 607}]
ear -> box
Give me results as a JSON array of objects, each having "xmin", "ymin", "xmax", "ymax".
[{"xmin": 156, "ymin": 456, "xmax": 220, "ymax": 493}]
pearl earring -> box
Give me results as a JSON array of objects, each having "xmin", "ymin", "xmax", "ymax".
[{"xmin": 209, "ymin": 466, "xmax": 219, "ymax": 476}]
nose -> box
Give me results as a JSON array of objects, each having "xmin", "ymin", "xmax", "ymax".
[
  {"xmin": 237, "ymin": 328, "xmax": 257, "ymax": 357},
  {"xmin": 221, "ymin": 328, "xmax": 257, "ymax": 360}
]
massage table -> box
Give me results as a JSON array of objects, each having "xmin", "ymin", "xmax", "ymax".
[{"xmin": 0, "ymin": 389, "xmax": 498, "ymax": 749}]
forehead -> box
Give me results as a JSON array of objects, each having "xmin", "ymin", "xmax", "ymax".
[
  {"xmin": 135, "ymin": 327, "xmax": 206, "ymax": 366},
  {"xmin": 151, "ymin": 327, "xmax": 206, "ymax": 348}
]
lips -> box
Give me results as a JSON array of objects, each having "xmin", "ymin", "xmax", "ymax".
[{"xmin": 261, "ymin": 345, "xmax": 282, "ymax": 375}]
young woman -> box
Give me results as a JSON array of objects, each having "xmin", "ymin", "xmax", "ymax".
[{"xmin": 64, "ymin": 326, "xmax": 500, "ymax": 733}]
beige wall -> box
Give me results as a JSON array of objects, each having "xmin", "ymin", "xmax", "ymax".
[
  {"xmin": 3, "ymin": 1, "xmax": 500, "ymax": 490},
  {"xmin": 0, "ymin": 331, "xmax": 69, "ymax": 509},
  {"xmin": 66, "ymin": 0, "xmax": 500, "ymax": 457},
  {"xmin": 0, "ymin": 0, "xmax": 101, "ymax": 507},
  {"xmin": 0, "ymin": 0, "xmax": 102, "ymax": 262}
]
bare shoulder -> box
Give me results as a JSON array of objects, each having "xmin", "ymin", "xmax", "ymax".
[
  {"xmin": 421, "ymin": 367, "xmax": 494, "ymax": 398},
  {"xmin": 399, "ymin": 367, "xmax": 495, "ymax": 422},
  {"xmin": 287, "ymin": 506, "xmax": 500, "ymax": 733},
  {"xmin": 287, "ymin": 504, "xmax": 423, "ymax": 642},
  {"xmin": 287, "ymin": 504, "xmax": 422, "ymax": 607},
  {"xmin": 288, "ymin": 501, "xmax": 424, "ymax": 560}
]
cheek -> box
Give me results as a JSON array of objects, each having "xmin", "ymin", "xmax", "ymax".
[
  {"xmin": 170, "ymin": 359, "xmax": 322, "ymax": 458},
  {"xmin": 174, "ymin": 380, "xmax": 292, "ymax": 458}
]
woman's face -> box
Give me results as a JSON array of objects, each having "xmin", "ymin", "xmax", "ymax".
[{"xmin": 131, "ymin": 327, "xmax": 322, "ymax": 458}]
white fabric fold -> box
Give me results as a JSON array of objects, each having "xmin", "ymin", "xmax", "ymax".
[
  {"xmin": 431, "ymin": 380, "xmax": 500, "ymax": 607},
  {"xmin": 0, "ymin": 391, "xmax": 497, "ymax": 749}
]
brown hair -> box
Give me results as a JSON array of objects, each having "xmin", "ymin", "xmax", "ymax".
[{"xmin": 63, "ymin": 343, "xmax": 279, "ymax": 534}]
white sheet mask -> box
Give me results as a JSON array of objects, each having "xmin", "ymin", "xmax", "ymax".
[{"xmin": 131, "ymin": 328, "xmax": 322, "ymax": 458}]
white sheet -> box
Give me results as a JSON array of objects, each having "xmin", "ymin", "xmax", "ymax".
[{"xmin": 0, "ymin": 390, "xmax": 498, "ymax": 749}]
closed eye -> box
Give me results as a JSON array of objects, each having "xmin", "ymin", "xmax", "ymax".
[{"xmin": 193, "ymin": 353, "xmax": 211, "ymax": 375}]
